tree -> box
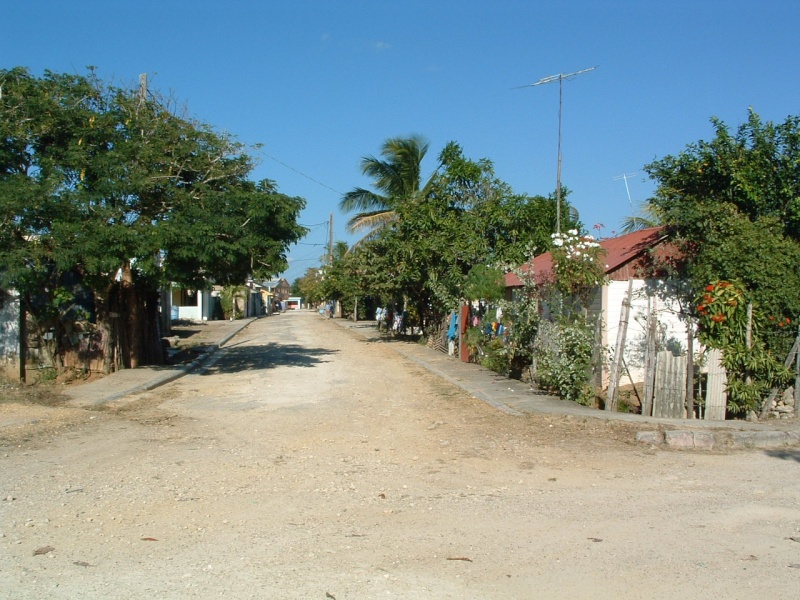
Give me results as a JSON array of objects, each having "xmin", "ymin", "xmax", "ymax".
[
  {"xmin": 338, "ymin": 141, "xmax": 580, "ymax": 334},
  {"xmin": 0, "ymin": 67, "xmax": 307, "ymax": 373},
  {"xmin": 339, "ymin": 135, "xmax": 435, "ymax": 244},
  {"xmin": 645, "ymin": 109, "xmax": 800, "ymax": 415}
]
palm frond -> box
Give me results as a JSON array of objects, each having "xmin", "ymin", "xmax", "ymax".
[
  {"xmin": 339, "ymin": 188, "xmax": 388, "ymax": 213},
  {"xmin": 346, "ymin": 210, "xmax": 398, "ymax": 234}
]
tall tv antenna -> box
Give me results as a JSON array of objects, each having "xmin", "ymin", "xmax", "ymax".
[
  {"xmin": 516, "ymin": 66, "xmax": 597, "ymax": 233},
  {"xmin": 613, "ymin": 172, "xmax": 637, "ymax": 212}
]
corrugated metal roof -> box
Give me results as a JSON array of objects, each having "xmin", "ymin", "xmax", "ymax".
[{"xmin": 505, "ymin": 226, "xmax": 667, "ymax": 287}]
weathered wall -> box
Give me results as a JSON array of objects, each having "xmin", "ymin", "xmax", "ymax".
[
  {"xmin": 0, "ymin": 290, "xmax": 21, "ymax": 378},
  {"xmin": 602, "ymin": 279, "xmax": 691, "ymax": 385}
]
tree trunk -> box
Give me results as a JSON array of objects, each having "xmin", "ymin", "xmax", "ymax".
[
  {"xmin": 93, "ymin": 284, "xmax": 116, "ymax": 375},
  {"xmin": 18, "ymin": 297, "xmax": 27, "ymax": 383},
  {"xmin": 121, "ymin": 263, "xmax": 140, "ymax": 369}
]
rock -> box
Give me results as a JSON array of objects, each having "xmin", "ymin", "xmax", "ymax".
[
  {"xmin": 782, "ymin": 387, "xmax": 795, "ymax": 407},
  {"xmin": 664, "ymin": 431, "xmax": 695, "ymax": 449},
  {"xmin": 635, "ymin": 431, "xmax": 663, "ymax": 445}
]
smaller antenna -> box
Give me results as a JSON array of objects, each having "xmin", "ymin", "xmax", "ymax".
[{"xmin": 613, "ymin": 172, "xmax": 637, "ymax": 211}]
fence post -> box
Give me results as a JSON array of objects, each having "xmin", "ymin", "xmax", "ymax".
[{"xmin": 606, "ymin": 280, "xmax": 632, "ymax": 412}]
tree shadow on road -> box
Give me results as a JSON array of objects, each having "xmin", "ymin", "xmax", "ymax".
[
  {"xmin": 201, "ymin": 342, "xmax": 338, "ymax": 374},
  {"xmin": 764, "ymin": 449, "xmax": 800, "ymax": 462}
]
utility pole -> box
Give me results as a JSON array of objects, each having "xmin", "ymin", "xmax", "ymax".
[
  {"xmin": 138, "ymin": 73, "xmax": 147, "ymax": 106},
  {"xmin": 328, "ymin": 212, "xmax": 334, "ymax": 265},
  {"xmin": 517, "ymin": 66, "xmax": 596, "ymax": 233}
]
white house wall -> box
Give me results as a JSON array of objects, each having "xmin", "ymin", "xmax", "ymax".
[
  {"xmin": 0, "ymin": 290, "xmax": 20, "ymax": 377},
  {"xmin": 603, "ymin": 279, "xmax": 690, "ymax": 385}
]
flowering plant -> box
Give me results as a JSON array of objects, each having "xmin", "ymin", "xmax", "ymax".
[
  {"xmin": 695, "ymin": 280, "xmax": 749, "ymax": 347},
  {"xmin": 550, "ymin": 229, "xmax": 607, "ymax": 307}
]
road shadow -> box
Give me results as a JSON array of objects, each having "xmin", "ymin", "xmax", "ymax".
[
  {"xmin": 202, "ymin": 342, "xmax": 338, "ymax": 375},
  {"xmin": 764, "ymin": 449, "xmax": 800, "ymax": 462}
]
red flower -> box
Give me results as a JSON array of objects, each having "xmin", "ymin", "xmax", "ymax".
[{"xmin": 705, "ymin": 284, "xmax": 714, "ymax": 292}]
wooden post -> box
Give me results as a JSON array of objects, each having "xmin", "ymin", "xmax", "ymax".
[
  {"xmin": 606, "ymin": 280, "xmax": 632, "ymax": 412},
  {"xmin": 795, "ymin": 325, "xmax": 800, "ymax": 419},
  {"xmin": 459, "ymin": 302, "xmax": 470, "ymax": 363},
  {"xmin": 704, "ymin": 348, "xmax": 728, "ymax": 421},
  {"xmin": 642, "ymin": 296, "xmax": 658, "ymax": 417},
  {"xmin": 18, "ymin": 295, "xmax": 26, "ymax": 383},
  {"xmin": 686, "ymin": 318, "xmax": 695, "ymax": 419}
]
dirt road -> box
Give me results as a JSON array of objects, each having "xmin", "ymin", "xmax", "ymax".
[{"xmin": 2, "ymin": 311, "xmax": 800, "ymax": 599}]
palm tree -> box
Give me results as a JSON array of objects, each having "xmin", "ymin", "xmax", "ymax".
[
  {"xmin": 339, "ymin": 135, "xmax": 435, "ymax": 244},
  {"xmin": 620, "ymin": 201, "xmax": 662, "ymax": 234}
]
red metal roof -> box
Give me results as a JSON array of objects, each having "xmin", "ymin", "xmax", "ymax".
[{"xmin": 505, "ymin": 226, "xmax": 667, "ymax": 287}]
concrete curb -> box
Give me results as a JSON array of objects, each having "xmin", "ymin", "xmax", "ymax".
[
  {"xmin": 71, "ymin": 317, "xmax": 258, "ymax": 406},
  {"xmin": 636, "ymin": 429, "xmax": 800, "ymax": 450}
]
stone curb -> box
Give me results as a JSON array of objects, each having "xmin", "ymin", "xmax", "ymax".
[{"xmin": 636, "ymin": 429, "xmax": 800, "ymax": 450}]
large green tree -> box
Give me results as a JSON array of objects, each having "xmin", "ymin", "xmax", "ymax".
[
  {"xmin": 336, "ymin": 139, "xmax": 578, "ymax": 333},
  {"xmin": 0, "ymin": 67, "xmax": 306, "ymax": 373},
  {"xmin": 645, "ymin": 110, "xmax": 800, "ymax": 415},
  {"xmin": 645, "ymin": 110, "xmax": 800, "ymax": 333}
]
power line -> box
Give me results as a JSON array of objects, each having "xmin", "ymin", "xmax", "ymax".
[{"xmin": 259, "ymin": 149, "xmax": 343, "ymax": 196}]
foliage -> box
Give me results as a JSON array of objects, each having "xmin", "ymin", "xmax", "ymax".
[
  {"xmin": 720, "ymin": 340, "xmax": 794, "ymax": 415},
  {"xmin": 645, "ymin": 110, "xmax": 800, "ymax": 415},
  {"xmin": 645, "ymin": 110, "xmax": 800, "ymax": 356},
  {"xmin": 463, "ymin": 264, "xmax": 505, "ymax": 302},
  {"xmin": 219, "ymin": 285, "xmax": 247, "ymax": 320},
  {"xmin": 497, "ymin": 264, "xmax": 541, "ymax": 379},
  {"xmin": 0, "ymin": 67, "xmax": 306, "ymax": 370},
  {"xmin": 336, "ymin": 138, "xmax": 580, "ymax": 335},
  {"xmin": 695, "ymin": 280, "xmax": 751, "ymax": 348},
  {"xmin": 693, "ymin": 279, "xmax": 794, "ymax": 416},
  {"xmin": 338, "ymin": 135, "xmax": 435, "ymax": 243},
  {"xmin": 533, "ymin": 313, "xmax": 596, "ymax": 405},
  {"xmin": 549, "ymin": 229, "xmax": 607, "ymax": 307},
  {"xmin": 293, "ymin": 268, "xmax": 324, "ymax": 306}
]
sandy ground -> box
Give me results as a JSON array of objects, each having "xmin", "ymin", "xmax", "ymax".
[{"xmin": 1, "ymin": 310, "xmax": 800, "ymax": 599}]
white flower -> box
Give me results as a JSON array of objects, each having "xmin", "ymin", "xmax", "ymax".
[{"xmin": 568, "ymin": 229, "xmax": 578, "ymax": 236}]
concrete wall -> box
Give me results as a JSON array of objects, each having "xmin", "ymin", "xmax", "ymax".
[
  {"xmin": 602, "ymin": 279, "xmax": 690, "ymax": 385},
  {"xmin": 0, "ymin": 290, "xmax": 21, "ymax": 378}
]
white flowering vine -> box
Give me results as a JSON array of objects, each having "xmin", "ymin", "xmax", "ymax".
[{"xmin": 550, "ymin": 230, "xmax": 607, "ymax": 307}]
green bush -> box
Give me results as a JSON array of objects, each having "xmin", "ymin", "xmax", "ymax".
[{"xmin": 533, "ymin": 314, "xmax": 596, "ymax": 405}]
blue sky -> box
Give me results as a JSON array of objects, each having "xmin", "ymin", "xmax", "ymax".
[{"xmin": 3, "ymin": 1, "xmax": 799, "ymax": 283}]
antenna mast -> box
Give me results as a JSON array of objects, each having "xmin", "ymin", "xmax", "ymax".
[
  {"xmin": 517, "ymin": 66, "xmax": 596, "ymax": 233},
  {"xmin": 613, "ymin": 172, "xmax": 637, "ymax": 212}
]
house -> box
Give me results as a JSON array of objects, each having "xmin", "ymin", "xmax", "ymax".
[
  {"xmin": 505, "ymin": 227, "xmax": 691, "ymax": 387},
  {"xmin": 262, "ymin": 278, "xmax": 292, "ymax": 312},
  {"xmin": 170, "ymin": 286, "xmax": 217, "ymax": 321}
]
